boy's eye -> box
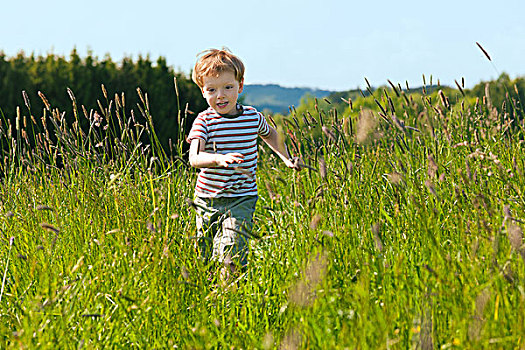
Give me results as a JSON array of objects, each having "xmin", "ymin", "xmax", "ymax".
[
  {"xmin": 226, "ymin": 85, "xmax": 233, "ymax": 89},
  {"xmin": 207, "ymin": 88, "xmax": 215, "ymax": 92}
]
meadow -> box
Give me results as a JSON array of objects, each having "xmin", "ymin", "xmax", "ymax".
[{"xmin": 0, "ymin": 74, "xmax": 524, "ymax": 349}]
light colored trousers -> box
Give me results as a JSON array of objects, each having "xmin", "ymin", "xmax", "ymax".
[{"xmin": 194, "ymin": 195, "xmax": 257, "ymax": 267}]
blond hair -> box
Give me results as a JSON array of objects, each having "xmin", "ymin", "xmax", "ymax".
[{"xmin": 192, "ymin": 48, "xmax": 245, "ymax": 88}]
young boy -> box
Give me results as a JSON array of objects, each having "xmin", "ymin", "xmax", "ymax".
[{"xmin": 187, "ymin": 48, "xmax": 298, "ymax": 273}]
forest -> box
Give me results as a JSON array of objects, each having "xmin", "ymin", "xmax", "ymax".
[{"xmin": 0, "ymin": 49, "xmax": 207, "ymax": 152}]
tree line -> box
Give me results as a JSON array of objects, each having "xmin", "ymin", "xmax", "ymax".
[
  {"xmin": 2, "ymin": 49, "xmax": 523, "ymax": 154},
  {"xmin": 0, "ymin": 49, "xmax": 208, "ymax": 152}
]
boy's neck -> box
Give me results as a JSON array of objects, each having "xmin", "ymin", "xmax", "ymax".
[{"xmin": 217, "ymin": 103, "xmax": 243, "ymax": 118}]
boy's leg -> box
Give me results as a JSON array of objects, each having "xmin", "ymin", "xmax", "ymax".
[
  {"xmin": 194, "ymin": 197, "xmax": 221, "ymax": 263},
  {"xmin": 213, "ymin": 195, "xmax": 258, "ymax": 269}
]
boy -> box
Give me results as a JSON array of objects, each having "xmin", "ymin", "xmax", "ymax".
[{"xmin": 187, "ymin": 48, "xmax": 298, "ymax": 274}]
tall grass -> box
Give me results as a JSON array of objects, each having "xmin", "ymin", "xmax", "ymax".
[{"xmin": 0, "ymin": 73, "xmax": 524, "ymax": 349}]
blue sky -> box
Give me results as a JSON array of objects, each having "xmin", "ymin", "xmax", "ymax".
[{"xmin": 2, "ymin": 0, "xmax": 524, "ymax": 91}]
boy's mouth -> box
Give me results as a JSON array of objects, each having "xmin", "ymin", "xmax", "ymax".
[{"xmin": 217, "ymin": 102, "xmax": 229, "ymax": 108}]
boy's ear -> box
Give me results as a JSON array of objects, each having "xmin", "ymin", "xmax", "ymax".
[{"xmin": 238, "ymin": 79, "xmax": 244, "ymax": 93}]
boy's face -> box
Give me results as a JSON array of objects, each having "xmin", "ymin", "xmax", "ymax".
[{"xmin": 201, "ymin": 71, "xmax": 244, "ymax": 115}]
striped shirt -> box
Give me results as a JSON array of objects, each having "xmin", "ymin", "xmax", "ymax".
[{"xmin": 187, "ymin": 105, "xmax": 271, "ymax": 198}]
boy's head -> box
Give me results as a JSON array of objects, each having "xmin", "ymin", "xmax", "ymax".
[
  {"xmin": 192, "ymin": 48, "xmax": 245, "ymax": 89},
  {"xmin": 192, "ymin": 48, "xmax": 246, "ymax": 115}
]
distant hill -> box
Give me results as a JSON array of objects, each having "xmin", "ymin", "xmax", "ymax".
[
  {"xmin": 241, "ymin": 83, "xmax": 445, "ymax": 115},
  {"xmin": 242, "ymin": 84, "xmax": 334, "ymax": 114},
  {"xmin": 327, "ymin": 84, "xmax": 444, "ymax": 103}
]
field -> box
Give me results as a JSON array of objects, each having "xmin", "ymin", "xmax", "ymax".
[{"xmin": 0, "ymin": 79, "xmax": 524, "ymax": 349}]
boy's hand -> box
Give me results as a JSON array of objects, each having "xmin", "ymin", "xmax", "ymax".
[
  {"xmin": 284, "ymin": 157, "xmax": 303, "ymax": 171},
  {"xmin": 216, "ymin": 153, "xmax": 244, "ymax": 167}
]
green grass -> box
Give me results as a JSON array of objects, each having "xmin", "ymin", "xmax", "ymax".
[{"xmin": 0, "ymin": 82, "xmax": 524, "ymax": 349}]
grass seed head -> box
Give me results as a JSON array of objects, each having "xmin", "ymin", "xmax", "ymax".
[
  {"xmin": 455, "ymin": 80, "xmax": 466, "ymax": 97},
  {"xmin": 507, "ymin": 222, "xmax": 523, "ymax": 251},
  {"xmin": 476, "ymin": 42, "xmax": 492, "ymax": 61},
  {"xmin": 321, "ymin": 126, "xmax": 335, "ymax": 142},
  {"xmin": 146, "ymin": 222, "xmax": 156, "ymax": 233},
  {"xmin": 465, "ymin": 160, "xmax": 472, "ymax": 182},
  {"xmin": 289, "ymin": 251, "xmax": 328, "ymax": 307},
  {"xmin": 503, "ymin": 205, "xmax": 512, "ymax": 219},
  {"xmin": 318, "ymin": 157, "xmax": 327, "ymax": 179},
  {"xmin": 101, "ymin": 84, "xmax": 108, "ymax": 100},
  {"xmin": 38, "ymin": 91, "xmax": 51, "ymax": 111},
  {"xmin": 67, "ymin": 87, "xmax": 76, "ymax": 103},
  {"xmin": 372, "ymin": 223, "xmax": 383, "ymax": 252},
  {"xmin": 22, "ymin": 90, "xmax": 31, "ymax": 110},
  {"xmin": 438, "ymin": 90, "xmax": 450, "ymax": 109},
  {"xmin": 310, "ymin": 214, "xmax": 322, "ymax": 230},
  {"xmin": 265, "ymin": 182, "xmax": 277, "ymax": 201},
  {"xmin": 40, "ymin": 222, "xmax": 59, "ymax": 234},
  {"xmin": 468, "ymin": 288, "xmax": 490, "ymax": 341},
  {"xmin": 425, "ymin": 179, "xmax": 437, "ymax": 197},
  {"xmin": 355, "ymin": 109, "xmax": 377, "ymax": 144},
  {"xmin": 387, "ymin": 172, "xmax": 404, "ymax": 186},
  {"xmin": 427, "ymin": 155, "xmax": 438, "ymax": 178},
  {"xmin": 484, "ymin": 83, "xmax": 492, "ymax": 109},
  {"xmin": 36, "ymin": 205, "xmax": 54, "ymax": 211},
  {"xmin": 185, "ymin": 198, "xmax": 197, "ymax": 210},
  {"xmin": 181, "ymin": 266, "xmax": 189, "ymax": 280},
  {"xmin": 322, "ymin": 230, "xmax": 334, "ymax": 238}
]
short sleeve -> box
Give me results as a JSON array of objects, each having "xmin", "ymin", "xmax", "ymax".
[
  {"xmin": 257, "ymin": 112, "xmax": 271, "ymax": 137},
  {"xmin": 186, "ymin": 112, "xmax": 208, "ymax": 144}
]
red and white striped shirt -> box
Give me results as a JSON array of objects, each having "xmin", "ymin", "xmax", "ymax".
[{"xmin": 187, "ymin": 105, "xmax": 271, "ymax": 198}]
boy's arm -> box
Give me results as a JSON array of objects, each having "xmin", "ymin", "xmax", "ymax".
[
  {"xmin": 189, "ymin": 139, "xmax": 244, "ymax": 168},
  {"xmin": 261, "ymin": 126, "xmax": 301, "ymax": 169}
]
